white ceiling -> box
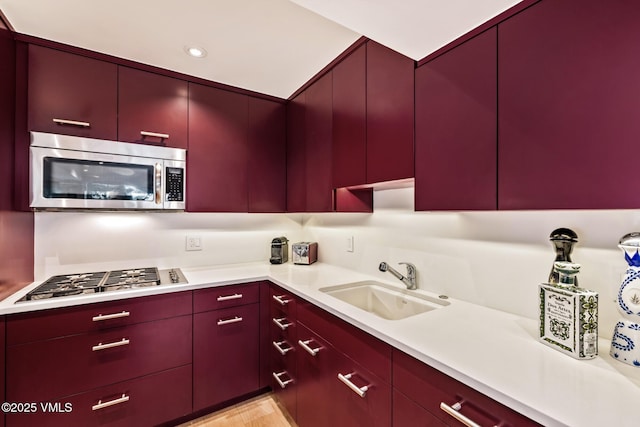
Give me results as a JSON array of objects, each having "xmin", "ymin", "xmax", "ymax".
[{"xmin": 0, "ymin": 0, "xmax": 522, "ymax": 99}]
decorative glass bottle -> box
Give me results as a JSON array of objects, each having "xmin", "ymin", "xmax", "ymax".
[
  {"xmin": 610, "ymin": 232, "xmax": 640, "ymax": 366},
  {"xmin": 539, "ymin": 262, "xmax": 598, "ymax": 359}
]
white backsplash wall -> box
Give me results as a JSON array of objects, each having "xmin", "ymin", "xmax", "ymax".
[
  {"xmin": 34, "ymin": 212, "xmax": 304, "ymax": 279},
  {"xmin": 303, "ymin": 187, "xmax": 640, "ymax": 340},
  {"xmin": 33, "ymin": 189, "xmax": 640, "ymax": 340}
]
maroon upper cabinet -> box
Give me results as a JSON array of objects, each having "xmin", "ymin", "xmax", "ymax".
[
  {"xmin": 415, "ymin": 28, "xmax": 497, "ymax": 211},
  {"xmin": 286, "ymin": 92, "xmax": 307, "ymax": 212},
  {"xmin": 366, "ymin": 41, "xmax": 414, "ymax": 184},
  {"xmin": 0, "ymin": 29, "xmax": 15, "ymax": 211},
  {"xmin": 27, "ymin": 45, "xmax": 117, "ymax": 140},
  {"xmin": 187, "ymin": 83, "xmax": 249, "ymax": 212},
  {"xmin": 248, "ymin": 98, "xmax": 286, "ymax": 212},
  {"xmin": 305, "ymin": 72, "xmax": 334, "ymax": 212},
  {"xmin": 332, "ymin": 43, "xmax": 367, "ymax": 189},
  {"xmin": 118, "ymin": 66, "xmax": 188, "ymax": 148},
  {"xmin": 498, "ymin": 0, "xmax": 640, "ymax": 209}
]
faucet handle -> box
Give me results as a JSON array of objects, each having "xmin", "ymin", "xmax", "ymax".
[{"xmin": 399, "ymin": 262, "xmax": 416, "ymax": 274}]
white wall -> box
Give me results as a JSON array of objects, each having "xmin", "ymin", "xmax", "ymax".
[
  {"xmin": 303, "ymin": 187, "xmax": 640, "ymax": 340},
  {"xmin": 34, "ymin": 188, "xmax": 640, "ymax": 340},
  {"xmin": 34, "ymin": 211, "xmax": 304, "ymax": 278}
]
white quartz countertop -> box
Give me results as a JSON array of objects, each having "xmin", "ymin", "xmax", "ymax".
[{"xmin": 2, "ymin": 262, "xmax": 638, "ymax": 427}]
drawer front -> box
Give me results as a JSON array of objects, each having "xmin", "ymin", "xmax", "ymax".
[
  {"xmin": 193, "ymin": 282, "xmax": 260, "ymax": 313},
  {"xmin": 193, "ymin": 304, "xmax": 260, "ymax": 411},
  {"xmin": 7, "ymin": 291, "xmax": 192, "ymax": 345},
  {"xmin": 331, "ymin": 350, "xmax": 391, "ymax": 427},
  {"xmin": 393, "ymin": 350, "xmax": 541, "ymax": 427},
  {"xmin": 6, "ymin": 365, "xmax": 192, "ymax": 427},
  {"xmin": 7, "ymin": 315, "xmax": 192, "ymax": 402},
  {"xmin": 298, "ymin": 300, "xmax": 392, "ymax": 384},
  {"xmin": 393, "ymin": 389, "xmax": 447, "ymax": 427},
  {"xmin": 269, "ymin": 285, "xmax": 297, "ymax": 316}
]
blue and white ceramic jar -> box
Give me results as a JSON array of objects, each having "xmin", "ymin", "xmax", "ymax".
[{"xmin": 611, "ymin": 232, "xmax": 640, "ymax": 366}]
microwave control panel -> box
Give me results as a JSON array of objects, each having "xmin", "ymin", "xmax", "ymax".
[{"xmin": 166, "ymin": 167, "xmax": 185, "ymax": 202}]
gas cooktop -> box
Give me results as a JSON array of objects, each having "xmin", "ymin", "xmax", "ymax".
[{"xmin": 18, "ymin": 267, "xmax": 188, "ymax": 302}]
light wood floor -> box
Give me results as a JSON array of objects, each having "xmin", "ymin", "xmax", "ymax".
[{"xmin": 178, "ymin": 394, "xmax": 295, "ymax": 427}]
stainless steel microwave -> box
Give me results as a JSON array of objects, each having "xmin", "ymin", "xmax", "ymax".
[{"xmin": 30, "ymin": 132, "xmax": 186, "ymax": 210}]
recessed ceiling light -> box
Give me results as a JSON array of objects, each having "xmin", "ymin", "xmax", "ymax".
[{"xmin": 185, "ymin": 46, "xmax": 207, "ymax": 58}]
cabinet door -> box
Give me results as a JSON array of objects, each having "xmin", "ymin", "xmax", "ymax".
[
  {"xmin": 28, "ymin": 45, "xmax": 117, "ymax": 140},
  {"xmin": 296, "ymin": 324, "xmax": 332, "ymax": 427},
  {"xmin": 248, "ymin": 97, "xmax": 286, "ymax": 212},
  {"xmin": 331, "ymin": 350, "xmax": 391, "ymax": 427},
  {"xmin": 193, "ymin": 304, "xmax": 260, "ymax": 411},
  {"xmin": 187, "ymin": 83, "xmax": 248, "ymax": 212},
  {"xmin": 6, "ymin": 365, "xmax": 192, "ymax": 427},
  {"xmin": 286, "ymin": 92, "xmax": 307, "ymax": 212},
  {"xmin": 305, "ymin": 72, "xmax": 334, "ymax": 212},
  {"xmin": 393, "ymin": 390, "xmax": 447, "ymax": 427},
  {"xmin": 366, "ymin": 41, "xmax": 414, "ymax": 184},
  {"xmin": 118, "ymin": 67, "xmax": 188, "ymax": 148},
  {"xmin": 415, "ymin": 28, "xmax": 497, "ymax": 210},
  {"xmin": 498, "ymin": 0, "xmax": 640, "ymax": 209},
  {"xmin": 333, "ymin": 43, "xmax": 366, "ymax": 188},
  {"xmin": 393, "ymin": 350, "xmax": 540, "ymax": 427},
  {"xmin": 1, "ymin": 316, "xmax": 4, "ymax": 427},
  {"xmin": 7, "ymin": 315, "xmax": 192, "ymax": 402},
  {"xmin": 0, "ymin": 29, "xmax": 15, "ymax": 211}
]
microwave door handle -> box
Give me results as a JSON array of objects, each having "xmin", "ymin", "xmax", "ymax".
[{"xmin": 155, "ymin": 163, "xmax": 162, "ymax": 205}]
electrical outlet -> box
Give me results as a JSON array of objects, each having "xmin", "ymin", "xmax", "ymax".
[
  {"xmin": 346, "ymin": 236, "xmax": 354, "ymax": 253},
  {"xmin": 186, "ymin": 235, "xmax": 202, "ymax": 251}
]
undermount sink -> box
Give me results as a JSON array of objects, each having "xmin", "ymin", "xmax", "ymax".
[{"xmin": 320, "ymin": 281, "xmax": 449, "ymax": 320}]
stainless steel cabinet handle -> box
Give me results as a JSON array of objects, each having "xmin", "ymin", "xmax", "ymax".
[
  {"xmin": 272, "ymin": 371, "xmax": 293, "ymax": 389},
  {"xmin": 216, "ymin": 293, "xmax": 243, "ymax": 301},
  {"xmin": 272, "ymin": 294, "xmax": 290, "ymax": 305},
  {"xmin": 92, "ymin": 338, "xmax": 130, "ymax": 351},
  {"xmin": 272, "ymin": 340, "xmax": 292, "ymax": 356},
  {"xmin": 217, "ymin": 316, "xmax": 243, "ymax": 326},
  {"xmin": 92, "ymin": 311, "xmax": 130, "ymax": 322},
  {"xmin": 440, "ymin": 401, "xmax": 488, "ymax": 427},
  {"xmin": 53, "ymin": 118, "xmax": 90, "ymax": 127},
  {"xmin": 337, "ymin": 372, "xmax": 369, "ymax": 398},
  {"xmin": 272, "ymin": 317, "xmax": 292, "ymax": 330},
  {"xmin": 298, "ymin": 339, "xmax": 321, "ymax": 356},
  {"xmin": 140, "ymin": 130, "xmax": 169, "ymax": 139},
  {"xmin": 92, "ymin": 394, "xmax": 129, "ymax": 411}
]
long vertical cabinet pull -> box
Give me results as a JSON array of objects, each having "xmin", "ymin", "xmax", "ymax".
[{"xmin": 440, "ymin": 401, "xmax": 497, "ymax": 427}]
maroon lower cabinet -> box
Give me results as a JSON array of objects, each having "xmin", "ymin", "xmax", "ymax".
[
  {"xmin": 192, "ymin": 282, "xmax": 260, "ymax": 314},
  {"xmin": 27, "ymin": 44, "xmax": 118, "ymax": 140},
  {"xmin": 330, "ymin": 350, "xmax": 391, "ymax": 427},
  {"xmin": 259, "ymin": 282, "xmax": 272, "ymax": 389},
  {"xmin": 247, "ymin": 97, "xmax": 286, "ymax": 213},
  {"xmin": 393, "ymin": 390, "xmax": 447, "ymax": 427},
  {"xmin": 415, "ymin": 28, "xmax": 497, "ymax": 211},
  {"xmin": 187, "ymin": 83, "xmax": 249, "ymax": 212},
  {"xmin": 498, "ymin": 0, "xmax": 640, "ymax": 209},
  {"xmin": 192, "ymin": 303, "xmax": 260, "ymax": 411},
  {"xmin": 393, "ymin": 350, "xmax": 541, "ymax": 427},
  {"xmin": 1, "ymin": 316, "xmax": 5, "ymax": 427},
  {"xmin": 5, "ymin": 365, "xmax": 192, "ymax": 427},
  {"xmin": 295, "ymin": 324, "xmax": 332, "ymax": 427},
  {"xmin": 269, "ymin": 284, "xmax": 298, "ymax": 420},
  {"xmin": 117, "ymin": 66, "xmax": 188, "ymax": 148},
  {"xmin": 366, "ymin": 41, "xmax": 414, "ymax": 184},
  {"xmin": 6, "ymin": 315, "xmax": 192, "ymax": 402}
]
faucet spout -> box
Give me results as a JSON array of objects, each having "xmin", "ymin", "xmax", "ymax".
[{"xmin": 379, "ymin": 261, "xmax": 417, "ymax": 290}]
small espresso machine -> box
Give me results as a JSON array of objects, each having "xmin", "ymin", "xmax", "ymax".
[{"xmin": 270, "ymin": 237, "xmax": 289, "ymax": 264}]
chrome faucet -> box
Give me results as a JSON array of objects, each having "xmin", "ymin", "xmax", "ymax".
[{"xmin": 379, "ymin": 262, "xmax": 417, "ymax": 290}]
